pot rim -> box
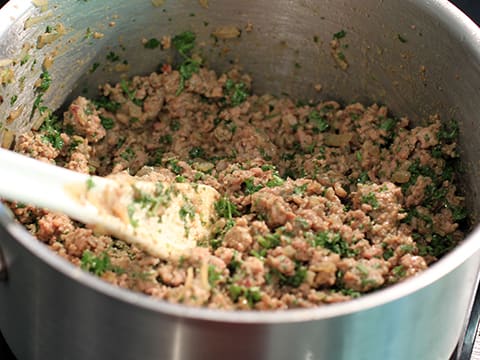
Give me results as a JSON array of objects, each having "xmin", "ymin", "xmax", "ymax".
[{"xmin": 1, "ymin": 0, "xmax": 480, "ymax": 324}]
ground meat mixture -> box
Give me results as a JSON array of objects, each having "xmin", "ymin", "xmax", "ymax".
[{"xmin": 5, "ymin": 32, "xmax": 466, "ymax": 310}]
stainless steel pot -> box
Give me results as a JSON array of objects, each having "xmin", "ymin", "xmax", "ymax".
[{"xmin": 0, "ymin": 1, "xmax": 479, "ymax": 359}]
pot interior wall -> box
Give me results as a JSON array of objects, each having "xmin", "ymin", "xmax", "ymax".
[{"xmin": 0, "ymin": 0, "xmax": 479, "ymax": 222}]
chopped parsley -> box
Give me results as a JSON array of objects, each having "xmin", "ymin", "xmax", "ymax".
[
  {"xmin": 293, "ymin": 183, "xmax": 308, "ymax": 195},
  {"xmin": 132, "ymin": 182, "xmax": 172, "ymax": 216},
  {"xmin": 215, "ymin": 197, "xmax": 239, "ymax": 219},
  {"xmin": 89, "ymin": 62, "xmax": 100, "ymax": 73},
  {"xmin": 228, "ymin": 285, "xmax": 262, "ymax": 306},
  {"xmin": 39, "ymin": 114, "xmax": 64, "ymax": 150},
  {"xmin": 127, "ymin": 204, "xmax": 139, "ymax": 227},
  {"xmin": 120, "ymin": 147, "xmax": 135, "ymax": 161},
  {"xmin": 169, "ymin": 119, "xmax": 181, "ymax": 131},
  {"xmin": 189, "ymin": 146, "xmax": 205, "ymax": 159},
  {"xmin": 383, "ymin": 247, "xmax": 394, "ymax": 260},
  {"xmin": 20, "ymin": 54, "xmax": 30, "ymax": 65},
  {"xmin": 93, "ymin": 96, "xmax": 120, "ymax": 112},
  {"xmin": 38, "ymin": 71, "xmax": 51, "ymax": 93},
  {"xmin": 144, "ymin": 38, "xmax": 161, "ymax": 49},
  {"xmin": 399, "ymin": 244, "xmax": 415, "ymax": 253},
  {"xmin": 175, "ymin": 175, "xmax": 186, "ymax": 183},
  {"xmin": 392, "ymin": 265, "xmax": 406, "ymax": 277},
  {"xmin": 172, "ymin": 31, "xmax": 200, "ymax": 94},
  {"xmin": 257, "ymin": 232, "xmax": 281, "ymax": 250},
  {"xmin": 379, "ymin": 117, "xmax": 397, "ymax": 144},
  {"xmin": 100, "ymin": 115, "xmax": 114, "ymax": 130},
  {"xmin": 10, "ymin": 95, "xmax": 17, "ymax": 105},
  {"xmin": 81, "ymin": 250, "xmax": 120, "ymax": 276},
  {"xmin": 166, "ymin": 159, "xmax": 183, "ymax": 174},
  {"xmin": 356, "ymin": 172, "xmax": 370, "ymax": 184},
  {"xmin": 243, "ymin": 177, "xmax": 264, "ymax": 195},
  {"xmin": 277, "ymin": 263, "xmax": 307, "ymax": 288},
  {"xmin": 437, "ymin": 119, "xmax": 459, "ymax": 143},
  {"xmin": 120, "ymin": 79, "xmax": 143, "ymax": 106},
  {"xmin": 308, "ymin": 110, "xmax": 329, "ymax": 133},
  {"xmin": 172, "ymin": 31, "xmax": 196, "ymax": 56},
  {"xmin": 106, "ymin": 51, "xmax": 120, "ymax": 62},
  {"xmin": 86, "ymin": 177, "xmax": 95, "ymax": 190},
  {"xmin": 177, "ymin": 59, "xmax": 201, "ymax": 95},
  {"xmin": 418, "ymin": 233, "xmax": 456, "ymax": 258},
  {"xmin": 333, "ymin": 30, "xmax": 347, "ymax": 39},
  {"xmin": 339, "ymin": 288, "xmax": 361, "ymax": 298},
  {"xmin": 224, "ymin": 79, "xmax": 249, "ymax": 106},
  {"xmin": 208, "ymin": 265, "xmax": 221, "ymax": 286},
  {"xmin": 361, "ymin": 192, "xmax": 380, "ymax": 209},
  {"xmin": 313, "ymin": 231, "xmax": 357, "ymax": 257},
  {"xmin": 451, "ymin": 205, "xmax": 467, "ymax": 222},
  {"xmin": 266, "ymin": 174, "xmax": 285, "ymax": 188},
  {"xmin": 179, "ymin": 201, "xmax": 196, "ymax": 221}
]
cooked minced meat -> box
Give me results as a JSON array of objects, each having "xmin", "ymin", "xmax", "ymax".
[{"xmin": 5, "ymin": 33, "xmax": 465, "ymax": 310}]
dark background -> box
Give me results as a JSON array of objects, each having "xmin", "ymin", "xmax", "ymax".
[
  {"xmin": 0, "ymin": 0, "xmax": 478, "ymax": 359},
  {"xmin": 454, "ymin": 0, "xmax": 480, "ymax": 23}
]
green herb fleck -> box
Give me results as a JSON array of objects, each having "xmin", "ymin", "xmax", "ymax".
[
  {"xmin": 189, "ymin": 146, "xmax": 205, "ymax": 159},
  {"xmin": 176, "ymin": 58, "xmax": 201, "ymax": 94},
  {"xmin": 86, "ymin": 177, "xmax": 95, "ymax": 190},
  {"xmin": 132, "ymin": 182, "xmax": 172, "ymax": 216},
  {"xmin": 313, "ymin": 231, "xmax": 357, "ymax": 257},
  {"xmin": 10, "ymin": 95, "xmax": 18, "ymax": 105},
  {"xmin": 120, "ymin": 79, "xmax": 143, "ymax": 106},
  {"xmin": 208, "ymin": 265, "xmax": 221, "ymax": 286},
  {"xmin": 166, "ymin": 159, "xmax": 183, "ymax": 174},
  {"xmin": 175, "ymin": 175, "xmax": 186, "ymax": 183},
  {"xmin": 93, "ymin": 96, "xmax": 120, "ymax": 112},
  {"xmin": 120, "ymin": 147, "xmax": 135, "ymax": 161},
  {"xmin": 179, "ymin": 201, "xmax": 196, "ymax": 221},
  {"xmin": 38, "ymin": 71, "xmax": 51, "ymax": 93},
  {"xmin": 228, "ymin": 285, "xmax": 262, "ymax": 306},
  {"xmin": 257, "ymin": 232, "xmax": 281, "ymax": 249},
  {"xmin": 144, "ymin": 38, "xmax": 161, "ymax": 49},
  {"xmin": 20, "ymin": 54, "xmax": 30, "ymax": 65},
  {"xmin": 392, "ymin": 265, "xmax": 406, "ymax": 277},
  {"xmin": 293, "ymin": 183, "xmax": 308, "ymax": 195},
  {"xmin": 106, "ymin": 51, "xmax": 120, "ymax": 62},
  {"xmin": 127, "ymin": 203, "xmax": 139, "ymax": 228},
  {"xmin": 308, "ymin": 110, "xmax": 329, "ymax": 133},
  {"xmin": 333, "ymin": 30, "xmax": 347, "ymax": 39},
  {"xmin": 224, "ymin": 79, "xmax": 249, "ymax": 106},
  {"xmin": 361, "ymin": 192, "xmax": 379, "ymax": 209},
  {"xmin": 172, "ymin": 31, "xmax": 196, "ymax": 57},
  {"xmin": 355, "ymin": 151, "xmax": 362, "ymax": 162},
  {"xmin": 100, "ymin": 115, "xmax": 114, "ymax": 130},
  {"xmin": 89, "ymin": 62, "xmax": 100, "ymax": 73},
  {"xmin": 81, "ymin": 250, "xmax": 121, "ymax": 276},
  {"xmin": 266, "ymin": 174, "xmax": 285, "ymax": 188},
  {"xmin": 39, "ymin": 114, "xmax": 64, "ymax": 150},
  {"xmin": 277, "ymin": 263, "xmax": 307, "ymax": 288},
  {"xmin": 243, "ymin": 178, "xmax": 264, "ymax": 195},
  {"xmin": 215, "ymin": 197, "xmax": 239, "ymax": 219}
]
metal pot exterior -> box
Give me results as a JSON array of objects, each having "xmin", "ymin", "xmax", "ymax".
[
  {"xmin": 1, "ymin": 207, "xmax": 479, "ymax": 360},
  {"xmin": 0, "ymin": 1, "xmax": 480, "ymax": 359}
]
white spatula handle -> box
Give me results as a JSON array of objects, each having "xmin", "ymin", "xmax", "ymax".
[{"xmin": 0, "ymin": 148, "xmax": 101, "ymax": 223}]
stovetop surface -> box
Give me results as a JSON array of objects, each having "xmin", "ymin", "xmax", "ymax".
[{"xmin": 0, "ymin": 0, "xmax": 479, "ymax": 359}]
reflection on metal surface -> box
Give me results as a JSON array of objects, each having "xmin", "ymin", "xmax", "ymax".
[
  {"xmin": 472, "ymin": 331, "xmax": 480, "ymax": 360},
  {"xmin": 0, "ymin": 249, "xmax": 7, "ymax": 281},
  {"xmin": 172, "ymin": 324, "xmax": 183, "ymax": 360}
]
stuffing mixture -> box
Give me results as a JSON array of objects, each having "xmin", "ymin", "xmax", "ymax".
[{"xmin": 5, "ymin": 32, "xmax": 465, "ymax": 310}]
